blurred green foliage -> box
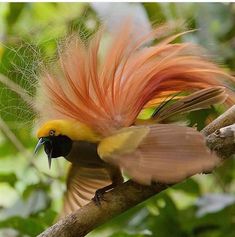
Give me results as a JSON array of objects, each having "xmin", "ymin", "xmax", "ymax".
[{"xmin": 0, "ymin": 2, "xmax": 234, "ymax": 237}]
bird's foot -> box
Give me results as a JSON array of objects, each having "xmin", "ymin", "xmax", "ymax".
[
  {"xmin": 92, "ymin": 188, "xmax": 107, "ymax": 206},
  {"xmin": 92, "ymin": 180, "xmax": 122, "ymax": 206}
]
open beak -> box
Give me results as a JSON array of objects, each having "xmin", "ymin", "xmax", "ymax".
[{"xmin": 34, "ymin": 137, "xmax": 52, "ymax": 169}]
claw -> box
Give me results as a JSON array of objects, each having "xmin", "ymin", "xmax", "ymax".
[
  {"xmin": 92, "ymin": 182, "xmax": 119, "ymax": 206},
  {"xmin": 92, "ymin": 189, "xmax": 107, "ymax": 206}
]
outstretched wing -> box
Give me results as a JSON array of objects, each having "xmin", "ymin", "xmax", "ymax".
[
  {"xmin": 38, "ymin": 22, "xmax": 234, "ymax": 136},
  {"xmin": 98, "ymin": 124, "xmax": 219, "ymax": 185},
  {"xmin": 60, "ymin": 165, "xmax": 111, "ymax": 217}
]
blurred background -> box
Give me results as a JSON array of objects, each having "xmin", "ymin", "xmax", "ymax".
[{"xmin": 0, "ymin": 2, "xmax": 235, "ymax": 237}]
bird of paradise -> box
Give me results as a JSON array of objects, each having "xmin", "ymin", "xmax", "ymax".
[{"xmin": 34, "ymin": 22, "xmax": 234, "ymax": 216}]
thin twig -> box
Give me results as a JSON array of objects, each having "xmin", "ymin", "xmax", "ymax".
[
  {"xmin": 0, "ymin": 116, "xmax": 47, "ymax": 180},
  {"xmin": 0, "ymin": 73, "xmax": 37, "ymax": 111},
  {"xmin": 0, "ymin": 116, "xmax": 28, "ymax": 155}
]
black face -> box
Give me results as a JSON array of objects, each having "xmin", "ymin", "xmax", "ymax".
[
  {"xmin": 43, "ymin": 135, "xmax": 73, "ymax": 158},
  {"xmin": 34, "ymin": 135, "xmax": 73, "ymax": 168}
]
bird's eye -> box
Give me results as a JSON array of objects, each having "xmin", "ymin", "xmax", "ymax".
[{"xmin": 49, "ymin": 130, "xmax": 56, "ymax": 136}]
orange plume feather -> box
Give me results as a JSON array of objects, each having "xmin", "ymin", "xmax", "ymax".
[{"xmin": 38, "ymin": 22, "xmax": 234, "ymax": 136}]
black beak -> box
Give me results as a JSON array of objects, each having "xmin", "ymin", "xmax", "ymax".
[
  {"xmin": 48, "ymin": 149, "xmax": 52, "ymax": 169},
  {"xmin": 34, "ymin": 138, "xmax": 46, "ymax": 155},
  {"xmin": 34, "ymin": 137, "xmax": 52, "ymax": 169}
]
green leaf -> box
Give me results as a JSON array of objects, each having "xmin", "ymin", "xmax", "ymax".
[
  {"xmin": 6, "ymin": 3, "xmax": 26, "ymax": 34},
  {"xmin": 173, "ymin": 178, "xmax": 201, "ymax": 196},
  {"xmin": 142, "ymin": 3, "xmax": 166, "ymax": 23},
  {"xmin": 37, "ymin": 209, "xmax": 57, "ymax": 226},
  {"xmin": 0, "ymin": 216, "xmax": 44, "ymax": 236},
  {"xmin": 22, "ymin": 182, "xmax": 50, "ymax": 200},
  {"xmin": 147, "ymin": 194, "xmax": 187, "ymax": 237},
  {"xmin": 0, "ymin": 173, "xmax": 17, "ymax": 187},
  {"xmin": 179, "ymin": 202, "xmax": 235, "ymax": 236},
  {"xmin": 0, "ymin": 140, "xmax": 18, "ymax": 158}
]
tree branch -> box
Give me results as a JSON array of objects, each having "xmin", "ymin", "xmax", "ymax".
[
  {"xmin": 202, "ymin": 105, "xmax": 235, "ymax": 136},
  {"xmin": 38, "ymin": 181, "xmax": 169, "ymax": 237},
  {"xmin": 206, "ymin": 124, "xmax": 235, "ymax": 159},
  {"xmin": 38, "ymin": 106, "xmax": 235, "ymax": 237}
]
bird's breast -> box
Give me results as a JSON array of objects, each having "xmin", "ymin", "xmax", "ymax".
[{"xmin": 65, "ymin": 141, "xmax": 106, "ymax": 168}]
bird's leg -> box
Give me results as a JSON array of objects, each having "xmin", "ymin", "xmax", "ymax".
[
  {"xmin": 92, "ymin": 166, "xmax": 123, "ymax": 206},
  {"xmin": 92, "ymin": 183, "xmax": 117, "ymax": 205}
]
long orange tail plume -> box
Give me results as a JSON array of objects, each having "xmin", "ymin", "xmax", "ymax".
[{"xmin": 39, "ymin": 22, "xmax": 234, "ymax": 136}]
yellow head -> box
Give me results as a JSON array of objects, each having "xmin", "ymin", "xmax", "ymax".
[
  {"xmin": 35, "ymin": 119, "xmax": 101, "ymax": 168},
  {"xmin": 37, "ymin": 120, "xmax": 64, "ymax": 138},
  {"xmin": 37, "ymin": 119, "xmax": 101, "ymax": 142}
]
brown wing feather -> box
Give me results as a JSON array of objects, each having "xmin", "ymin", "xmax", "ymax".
[
  {"xmin": 60, "ymin": 165, "xmax": 111, "ymax": 217},
  {"xmin": 107, "ymin": 124, "xmax": 219, "ymax": 185}
]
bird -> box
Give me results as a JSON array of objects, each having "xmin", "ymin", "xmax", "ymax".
[{"xmin": 34, "ymin": 22, "xmax": 235, "ymax": 217}]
